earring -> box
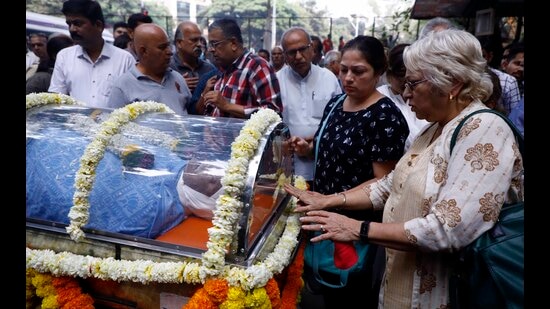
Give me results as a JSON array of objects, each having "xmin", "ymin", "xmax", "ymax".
[{"xmin": 449, "ymin": 94, "xmax": 454, "ymax": 101}]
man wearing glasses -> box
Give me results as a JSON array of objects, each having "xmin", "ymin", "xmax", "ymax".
[
  {"xmin": 199, "ymin": 18, "xmax": 282, "ymax": 118},
  {"xmin": 276, "ymin": 27, "xmax": 342, "ymax": 183}
]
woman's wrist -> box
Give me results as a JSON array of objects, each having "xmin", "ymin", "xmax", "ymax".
[
  {"xmin": 328, "ymin": 192, "xmax": 347, "ymax": 209},
  {"xmin": 359, "ymin": 220, "xmax": 371, "ymax": 243}
]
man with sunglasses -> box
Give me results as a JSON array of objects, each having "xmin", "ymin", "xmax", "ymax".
[
  {"xmin": 199, "ymin": 18, "xmax": 282, "ymax": 118},
  {"xmin": 276, "ymin": 27, "xmax": 342, "ymax": 184}
]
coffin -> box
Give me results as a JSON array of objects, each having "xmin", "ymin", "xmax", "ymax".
[{"xmin": 25, "ymin": 94, "xmax": 304, "ymax": 308}]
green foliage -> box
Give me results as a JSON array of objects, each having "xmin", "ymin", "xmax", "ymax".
[
  {"xmin": 27, "ymin": 0, "xmax": 173, "ymax": 33},
  {"xmin": 199, "ymin": 0, "xmax": 330, "ymax": 51}
]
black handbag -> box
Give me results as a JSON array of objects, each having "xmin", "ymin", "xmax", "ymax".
[{"xmin": 449, "ymin": 109, "xmax": 524, "ymax": 309}]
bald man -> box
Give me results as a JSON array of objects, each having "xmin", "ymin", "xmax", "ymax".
[
  {"xmin": 170, "ymin": 21, "xmax": 217, "ymax": 95},
  {"xmin": 107, "ymin": 23, "xmax": 192, "ymax": 115}
]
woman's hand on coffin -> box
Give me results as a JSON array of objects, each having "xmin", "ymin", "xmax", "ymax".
[{"xmin": 284, "ymin": 183, "xmax": 332, "ymax": 212}]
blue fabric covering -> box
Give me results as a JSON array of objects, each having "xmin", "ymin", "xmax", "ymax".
[{"xmin": 26, "ymin": 128, "xmax": 187, "ymax": 239}]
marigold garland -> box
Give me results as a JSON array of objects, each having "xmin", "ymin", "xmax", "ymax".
[
  {"xmin": 26, "ymin": 98, "xmax": 308, "ymax": 306},
  {"xmin": 26, "ymin": 269, "xmax": 94, "ymax": 309},
  {"xmin": 182, "ymin": 234, "xmax": 306, "ymax": 309},
  {"xmin": 279, "ymin": 239, "xmax": 305, "ymax": 309}
]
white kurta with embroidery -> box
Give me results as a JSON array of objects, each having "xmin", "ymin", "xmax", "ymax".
[{"xmin": 367, "ymin": 100, "xmax": 524, "ymax": 309}]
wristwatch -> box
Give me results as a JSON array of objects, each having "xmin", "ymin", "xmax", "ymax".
[{"xmin": 360, "ymin": 220, "xmax": 371, "ymax": 243}]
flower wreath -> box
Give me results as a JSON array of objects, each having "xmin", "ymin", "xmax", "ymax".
[
  {"xmin": 26, "ymin": 268, "xmax": 94, "ymax": 309},
  {"xmin": 26, "ymin": 96, "xmax": 306, "ymax": 305}
]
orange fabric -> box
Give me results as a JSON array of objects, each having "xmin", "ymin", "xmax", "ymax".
[
  {"xmin": 156, "ymin": 193, "xmax": 277, "ymax": 250},
  {"xmin": 155, "ymin": 216, "xmax": 213, "ymax": 250}
]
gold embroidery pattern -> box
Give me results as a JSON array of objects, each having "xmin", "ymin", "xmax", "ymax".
[
  {"xmin": 456, "ymin": 117, "xmax": 481, "ymax": 141},
  {"xmin": 362, "ymin": 184, "xmax": 372, "ymax": 197},
  {"xmin": 511, "ymin": 177, "xmax": 524, "ymax": 200},
  {"xmin": 421, "ymin": 197, "xmax": 432, "ymax": 217},
  {"xmin": 405, "ymin": 229, "xmax": 418, "ymax": 245},
  {"xmin": 512, "ymin": 143, "xmax": 523, "ymax": 173},
  {"xmin": 479, "ymin": 192, "xmax": 504, "ymax": 222},
  {"xmin": 430, "ymin": 154, "xmax": 448, "ymax": 184},
  {"xmin": 419, "ymin": 266, "xmax": 436, "ymax": 294},
  {"xmin": 464, "ymin": 143, "xmax": 499, "ymax": 172},
  {"xmin": 434, "ymin": 199, "xmax": 461, "ymax": 227}
]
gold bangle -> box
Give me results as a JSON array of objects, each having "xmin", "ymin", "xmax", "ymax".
[{"xmin": 336, "ymin": 192, "xmax": 346, "ymax": 206}]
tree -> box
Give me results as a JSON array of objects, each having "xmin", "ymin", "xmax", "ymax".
[
  {"xmin": 27, "ymin": 0, "xmax": 172, "ymax": 34},
  {"xmin": 198, "ymin": 0, "xmax": 329, "ymax": 51}
]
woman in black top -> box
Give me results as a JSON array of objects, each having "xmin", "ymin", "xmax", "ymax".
[{"xmin": 289, "ymin": 35, "xmax": 409, "ymax": 308}]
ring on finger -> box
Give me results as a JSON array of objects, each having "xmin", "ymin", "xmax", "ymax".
[{"xmin": 320, "ymin": 225, "xmax": 325, "ymax": 232}]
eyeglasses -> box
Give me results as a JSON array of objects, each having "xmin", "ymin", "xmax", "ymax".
[
  {"xmin": 404, "ymin": 79, "xmax": 428, "ymax": 92},
  {"xmin": 284, "ymin": 44, "xmax": 311, "ymax": 58},
  {"xmin": 208, "ymin": 39, "xmax": 229, "ymax": 49}
]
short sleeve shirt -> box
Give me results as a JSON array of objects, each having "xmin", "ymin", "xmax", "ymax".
[{"xmin": 313, "ymin": 94, "xmax": 409, "ymax": 196}]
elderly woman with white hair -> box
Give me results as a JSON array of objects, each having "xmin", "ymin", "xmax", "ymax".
[{"xmin": 285, "ymin": 29, "xmax": 524, "ymax": 308}]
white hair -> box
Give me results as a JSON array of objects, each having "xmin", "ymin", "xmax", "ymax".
[{"xmin": 404, "ymin": 29, "xmax": 493, "ymax": 102}]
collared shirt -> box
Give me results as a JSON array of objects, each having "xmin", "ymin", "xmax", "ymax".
[
  {"xmin": 277, "ymin": 64, "xmax": 342, "ymax": 180},
  {"xmin": 125, "ymin": 45, "xmax": 139, "ymax": 61},
  {"xmin": 49, "ymin": 42, "xmax": 135, "ymax": 108},
  {"xmin": 377, "ymin": 84, "xmax": 430, "ymax": 151},
  {"xmin": 490, "ymin": 67, "xmax": 520, "ymax": 115},
  {"xmin": 26, "ymin": 50, "xmax": 39, "ymax": 71},
  {"xmin": 107, "ymin": 65, "xmax": 191, "ymax": 116},
  {"xmin": 170, "ymin": 54, "xmax": 217, "ymax": 81},
  {"xmin": 211, "ymin": 51, "xmax": 282, "ymax": 117},
  {"xmin": 508, "ymin": 96, "xmax": 524, "ymax": 137}
]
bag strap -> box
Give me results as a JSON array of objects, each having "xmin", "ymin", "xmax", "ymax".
[
  {"xmin": 313, "ymin": 94, "xmax": 347, "ymax": 185},
  {"xmin": 311, "ymin": 234, "xmax": 351, "ymax": 288},
  {"xmin": 311, "ymin": 94, "xmax": 351, "ymax": 287},
  {"xmin": 450, "ymin": 109, "xmax": 524, "ymax": 158}
]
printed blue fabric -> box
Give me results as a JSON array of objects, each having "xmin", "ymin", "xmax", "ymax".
[{"xmin": 26, "ymin": 128, "xmax": 187, "ymax": 239}]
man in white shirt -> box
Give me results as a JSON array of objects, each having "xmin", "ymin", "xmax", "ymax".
[
  {"xmin": 277, "ymin": 27, "xmax": 342, "ymax": 182},
  {"xmin": 48, "ymin": 0, "xmax": 135, "ymax": 108},
  {"xmin": 26, "ymin": 43, "xmax": 39, "ymax": 80}
]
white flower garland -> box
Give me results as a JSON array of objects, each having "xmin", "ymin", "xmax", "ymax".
[
  {"xmin": 66, "ymin": 101, "xmax": 175, "ymax": 241},
  {"xmin": 26, "ymin": 104, "xmax": 306, "ymax": 290},
  {"xmin": 26, "ymin": 174, "xmax": 304, "ymax": 289},
  {"xmin": 26, "ymin": 92, "xmax": 80, "ymax": 111}
]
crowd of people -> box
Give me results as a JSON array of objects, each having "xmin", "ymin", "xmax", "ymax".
[{"xmin": 25, "ymin": 0, "xmax": 524, "ymax": 307}]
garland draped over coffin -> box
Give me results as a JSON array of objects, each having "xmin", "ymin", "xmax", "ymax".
[{"xmin": 26, "ymin": 93, "xmax": 306, "ymax": 308}]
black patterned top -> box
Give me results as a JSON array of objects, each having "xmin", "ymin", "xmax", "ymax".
[{"xmin": 313, "ymin": 93, "xmax": 408, "ymax": 212}]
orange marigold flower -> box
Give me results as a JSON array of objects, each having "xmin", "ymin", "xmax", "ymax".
[
  {"xmin": 62, "ymin": 293, "xmax": 95, "ymax": 309},
  {"xmin": 280, "ymin": 240, "xmax": 305, "ymax": 309},
  {"xmin": 265, "ymin": 278, "xmax": 281, "ymax": 309},
  {"xmin": 57, "ymin": 287, "xmax": 81, "ymax": 306},
  {"xmin": 204, "ymin": 279, "xmax": 229, "ymax": 304},
  {"xmin": 183, "ymin": 288, "xmax": 218, "ymax": 309}
]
